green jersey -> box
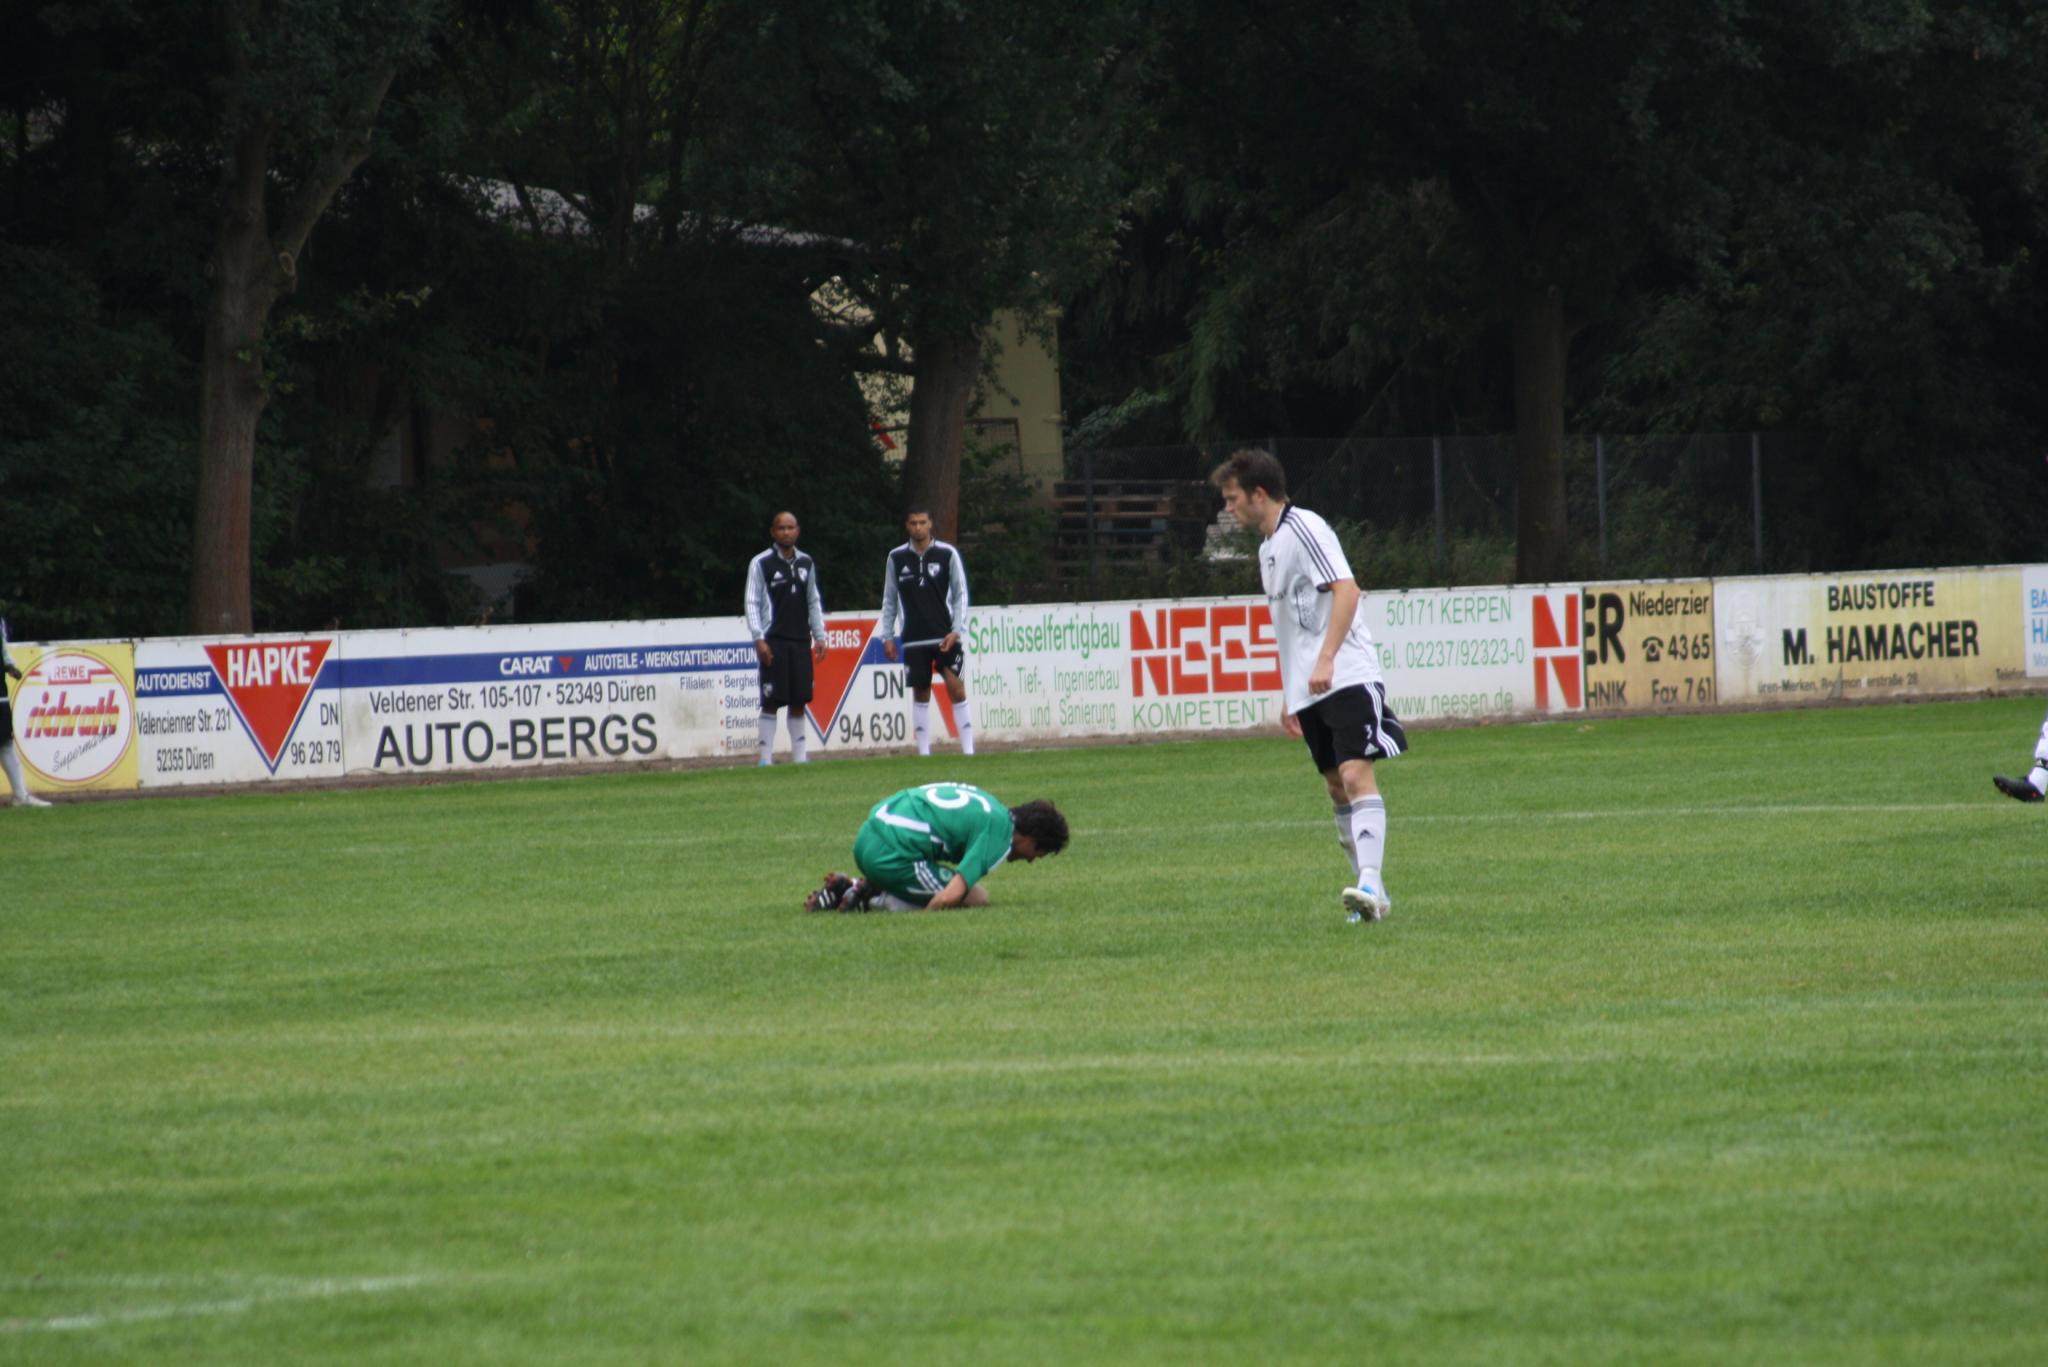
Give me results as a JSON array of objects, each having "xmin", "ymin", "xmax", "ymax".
[{"xmin": 861, "ymin": 783, "xmax": 1016, "ymax": 889}]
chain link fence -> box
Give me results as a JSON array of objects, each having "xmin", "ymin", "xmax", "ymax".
[{"xmin": 1054, "ymin": 433, "xmax": 1817, "ymax": 594}]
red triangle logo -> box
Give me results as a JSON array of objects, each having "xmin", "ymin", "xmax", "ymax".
[
  {"xmin": 203, "ymin": 639, "xmax": 334, "ymax": 770},
  {"xmin": 807, "ymin": 617, "xmax": 881, "ymax": 742}
]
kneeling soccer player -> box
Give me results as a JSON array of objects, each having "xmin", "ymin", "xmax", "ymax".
[{"xmin": 805, "ymin": 782, "xmax": 1068, "ymax": 911}]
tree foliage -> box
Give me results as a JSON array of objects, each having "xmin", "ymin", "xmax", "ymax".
[
  {"xmin": 5, "ymin": 0, "xmax": 2048, "ymax": 639},
  {"xmin": 708, "ymin": 0, "xmax": 1132, "ymax": 537}
]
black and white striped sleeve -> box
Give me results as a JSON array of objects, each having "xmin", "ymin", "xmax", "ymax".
[{"xmin": 1287, "ymin": 508, "xmax": 1353, "ymax": 589}]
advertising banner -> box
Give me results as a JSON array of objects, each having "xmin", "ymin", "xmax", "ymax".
[
  {"xmin": 1715, "ymin": 568, "xmax": 2025, "ymax": 704},
  {"xmin": 2026, "ymin": 566, "xmax": 2048, "ymax": 680},
  {"xmin": 1582, "ymin": 580, "xmax": 1717, "ymax": 712},
  {"xmin": 1368, "ymin": 585, "xmax": 1586, "ymax": 721},
  {"xmin": 6, "ymin": 641, "xmax": 139, "ymax": 792},
  {"xmin": 830, "ymin": 600, "xmax": 1231, "ymax": 746},
  {"xmin": 27, "ymin": 562, "xmax": 2043, "ymax": 796},
  {"xmin": 335, "ymin": 619, "xmax": 766, "ymax": 776},
  {"xmin": 827, "ymin": 602, "xmax": 1155, "ymax": 750},
  {"xmin": 135, "ymin": 635, "xmax": 343, "ymax": 787}
]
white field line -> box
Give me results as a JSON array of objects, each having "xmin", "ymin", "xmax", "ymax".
[
  {"xmin": 1102, "ymin": 801, "xmax": 1984, "ymax": 832},
  {"xmin": 308, "ymin": 800, "xmax": 1992, "ymax": 859},
  {"xmin": 1, "ymin": 1273, "xmax": 437, "ymax": 1335}
]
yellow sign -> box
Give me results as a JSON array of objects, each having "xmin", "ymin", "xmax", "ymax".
[
  {"xmin": 1715, "ymin": 569, "xmax": 2025, "ymax": 703},
  {"xmin": 6, "ymin": 642, "xmax": 140, "ymax": 791},
  {"xmin": 1582, "ymin": 581, "xmax": 1717, "ymax": 711}
]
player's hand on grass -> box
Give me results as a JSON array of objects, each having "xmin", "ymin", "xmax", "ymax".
[{"xmin": 926, "ymin": 875, "xmax": 969, "ymax": 908}]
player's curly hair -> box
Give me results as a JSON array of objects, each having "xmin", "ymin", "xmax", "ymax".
[{"xmin": 1009, "ymin": 800, "xmax": 1069, "ymax": 855}]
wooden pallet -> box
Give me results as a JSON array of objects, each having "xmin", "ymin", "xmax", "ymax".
[{"xmin": 1049, "ymin": 479, "xmax": 1210, "ymax": 572}]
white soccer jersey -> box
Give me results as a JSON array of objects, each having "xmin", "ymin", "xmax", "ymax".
[{"xmin": 1260, "ymin": 503, "xmax": 1382, "ymax": 716}]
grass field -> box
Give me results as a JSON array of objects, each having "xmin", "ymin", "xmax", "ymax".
[{"xmin": 4, "ymin": 697, "xmax": 2046, "ymax": 1364}]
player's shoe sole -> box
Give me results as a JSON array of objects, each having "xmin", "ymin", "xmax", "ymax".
[
  {"xmin": 1341, "ymin": 885, "xmax": 1390, "ymax": 923},
  {"xmin": 1993, "ymin": 775, "xmax": 2044, "ymax": 803}
]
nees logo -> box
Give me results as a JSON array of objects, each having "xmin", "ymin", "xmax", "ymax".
[
  {"xmin": 13, "ymin": 648, "xmax": 136, "ymax": 785},
  {"xmin": 1529, "ymin": 591, "xmax": 1582, "ymax": 710},
  {"xmin": 203, "ymin": 639, "xmax": 334, "ymax": 771},
  {"xmin": 1130, "ymin": 604, "xmax": 1282, "ymax": 696}
]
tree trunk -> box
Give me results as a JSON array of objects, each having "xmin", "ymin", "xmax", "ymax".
[
  {"xmin": 902, "ymin": 325, "xmax": 982, "ymax": 539},
  {"xmin": 1510, "ymin": 276, "xmax": 1570, "ymax": 583},
  {"xmin": 185, "ymin": 50, "xmax": 396, "ymax": 635},
  {"xmin": 190, "ymin": 284, "xmax": 274, "ymax": 634},
  {"xmin": 189, "ymin": 118, "xmax": 286, "ymax": 636}
]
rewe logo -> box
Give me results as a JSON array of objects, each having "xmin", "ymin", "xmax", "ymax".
[
  {"xmin": 1530, "ymin": 591, "xmax": 1582, "ymax": 711},
  {"xmin": 203, "ymin": 639, "xmax": 334, "ymax": 770},
  {"xmin": 1130, "ymin": 604, "xmax": 1282, "ymax": 697},
  {"xmin": 14, "ymin": 648, "xmax": 137, "ymax": 786}
]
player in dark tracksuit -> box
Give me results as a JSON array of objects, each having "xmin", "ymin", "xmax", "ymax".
[
  {"xmin": 878, "ymin": 508, "xmax": 974, "ymax": 756},
  {"xmin": 743, "ymin": 511, "xmax": 828, "ymax": 765}
]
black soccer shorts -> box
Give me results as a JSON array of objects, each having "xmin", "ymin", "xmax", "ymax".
[
  {"xmin": 902, "ymin": 639, "xmax": 965, "ymax": 690},
  {"xmin": 1296, "ymin": 682, "xmax": 1406, "ymax": 773},
  {"xmin": 757, "ymin": 640, "xmax": 815, "ymax": 710}
]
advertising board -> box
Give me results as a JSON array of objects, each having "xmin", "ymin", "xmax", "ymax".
[
  {"xmin": 1581, "ymin": 580, "xmax": 1717, "ymax": 712},
  {"xmin": 7, "ymin": 641, "xmax": 139, "ymax": 792},
  {"xmin": 1369, "ymin": 585, "xmax": 1586, "ymax": 720},
  {"xmin": 135, "ymin": 635, "xmax": 342, "ymax": 787},
  {"xmin": 1715, "ymin": 569, "xmax": 2024, "ymax": 704}
]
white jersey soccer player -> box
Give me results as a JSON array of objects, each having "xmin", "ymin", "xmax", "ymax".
[
  {"xmin": 1215, "ymin": 448, "xmax": 1404, "ymax": 923},
  {"xmin": 1992, "ymin": 702, "xmax": 2048, "ymax": 803},
  {"xmin": 1262, "ymin": 503, "xmax": 1386, "ymax": 714}
]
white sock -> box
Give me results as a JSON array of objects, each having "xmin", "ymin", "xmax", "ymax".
[
  {"xmin": 757, "ymin": 713, "xmax": 777, "ymax": 764},
  {"xmin": 1, "ymin": 744, "xmax": 29, "ymax": 800},
  {"xmin": 873, "ymin": 891, "xmax": 919, "ymax": 911},
  {"xmin": 790, "ymin": 711, "xmax": 809, "ymax": 763},
  {"xmin": 1349, "ymin": 796, "xmax": 1387, "ymax": 885},
  {"xmin": 913, "ymin": 700, "xmax": 931, "ymax": 755},
  {"xmin": 2029, "ymin": 765, "xmax": 2048, "ymax": 796},
  {"xmin": 1332, "ymin": 800, "xmax": 1357, "ymax": 868},
  {"xmin": 955, "ymin": 699, "xmax": 975, "ymax": 755}
]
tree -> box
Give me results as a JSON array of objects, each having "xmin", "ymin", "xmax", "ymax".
[
  {"xmin": 1140, "ymin": 1, "xmax": 1791, "ymax": 579},
  {"xmin": 714, "ymin": 0, "xmax": 1132, "ymax": 537},
  {"xmin": 188, "ymin": 0, "xmax": 442, "ymax": 634},
  {"xmin": 1595, "ymin": 0, "xmax": 2048, "ymax": 570}
]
